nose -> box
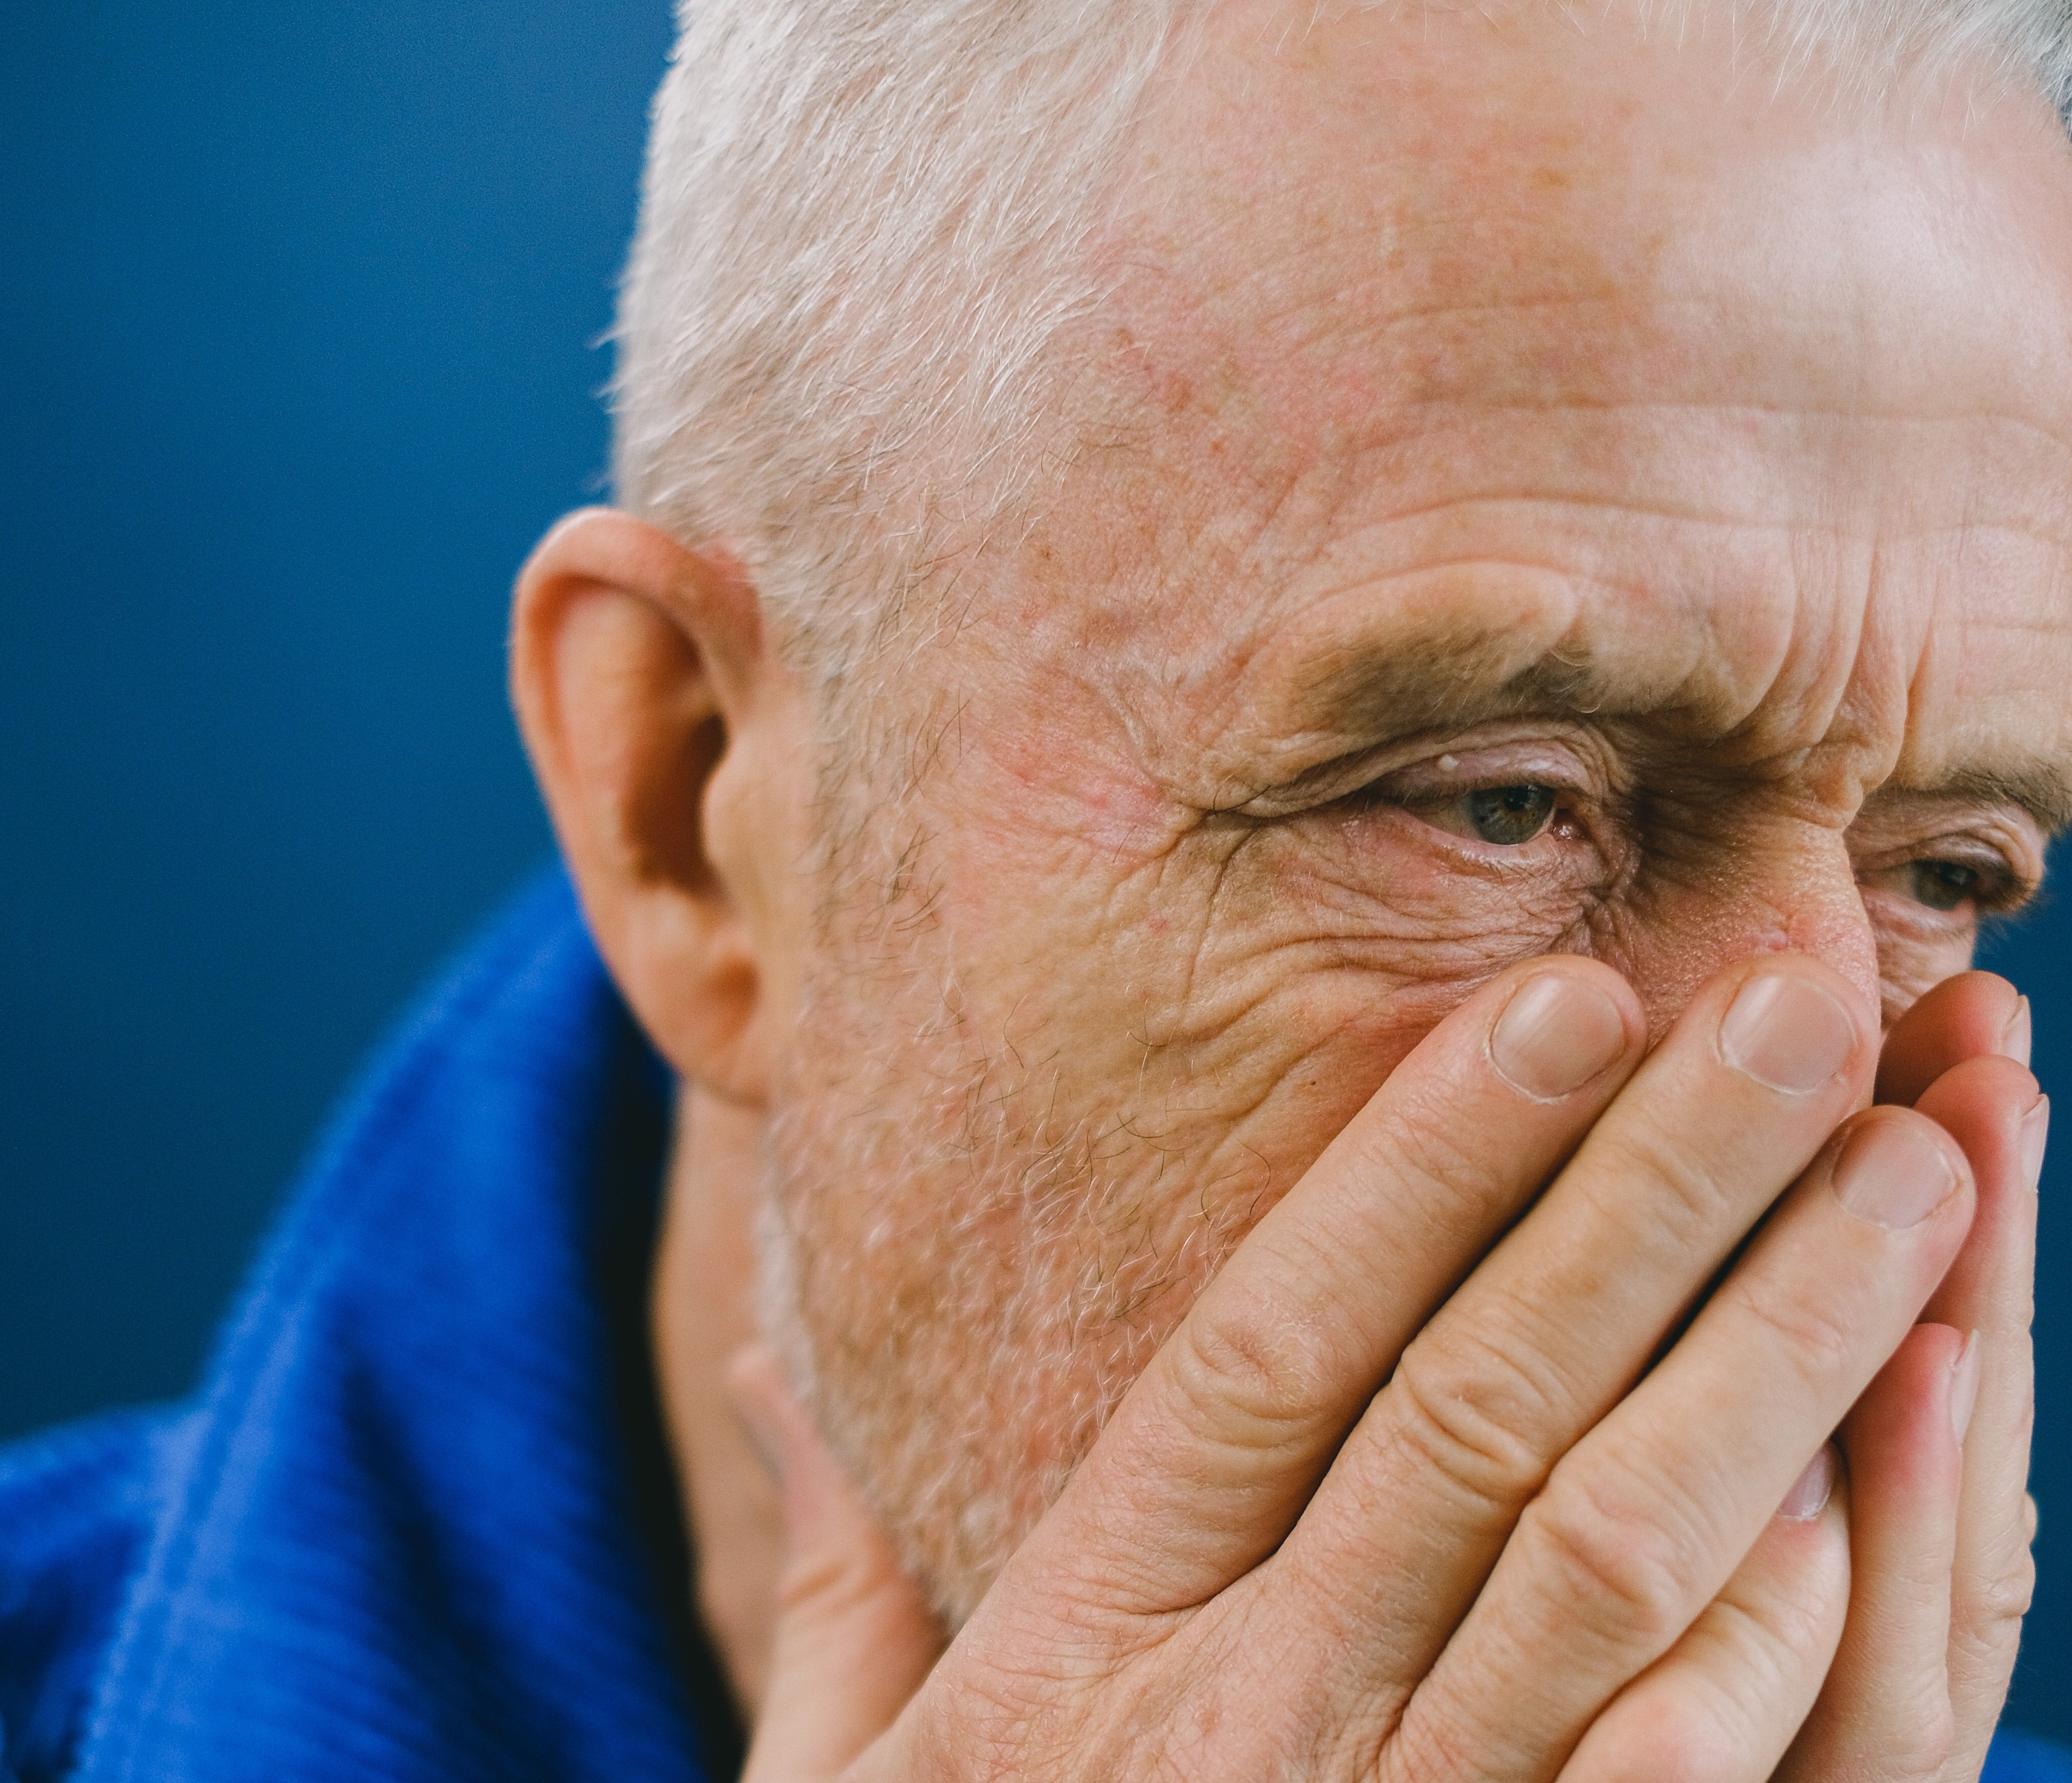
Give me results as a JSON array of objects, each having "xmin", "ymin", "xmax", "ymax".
[{"xmin": 1613, "ymin": 830, "xmax": 1881, "ymax": 1047}]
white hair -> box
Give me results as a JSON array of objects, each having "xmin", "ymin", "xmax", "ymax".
[
  {"xmin": 612, "ymin": 0, "xmax": 1187, "ymax": 697},
  {"xmin": 611, "ymin": 0, "xmax": 2071, "ymax": 697}
]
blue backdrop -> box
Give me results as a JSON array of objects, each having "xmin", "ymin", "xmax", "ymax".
[{"xmin": 3, "ymin": 0, "xmax": 2066, "ymax": 1741}]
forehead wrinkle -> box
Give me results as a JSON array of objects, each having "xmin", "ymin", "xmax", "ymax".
[
  {"xmin": 1185, "ymin": 565, "xmax": 2072, "ymax": 831},
  {"xmin": 1151, "ymin": 544, "xmax": 2048, "ymax": 834},
  {"xmin": 1885, "ymin": 590, "xmax": 2072, "ymax": 833},
  {"xmin": 1118, "ymin": 326, "xmax": 2072, "ymax": 556},
  {"xmin": 1086, "ymin": 298, "xmax": 2065, "ymax": 611},
  {"xmin": 1043, "ymin": 0, "xmax": 2072, "ymax": 816},
  {"xmin": 1090, "ymin": 12, "xmax": 2072, "ymax": 505}
]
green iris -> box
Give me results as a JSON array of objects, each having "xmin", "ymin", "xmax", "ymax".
[
  {"xmin": 1465, "ymin": 784, "xmax": 1558, "ymax": 845},
  {"xmin": 1909, "ymin": 860, "xmax": 1980, "ymax": 912}
]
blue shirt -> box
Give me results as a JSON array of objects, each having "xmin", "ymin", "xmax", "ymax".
[{"xmin": 1, "ymin": 872, "xmax": 2063, "ymax": 1780}]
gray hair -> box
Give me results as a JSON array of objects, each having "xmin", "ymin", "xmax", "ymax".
[
  {"xmin": 612, "ymin": 0, "xmax": 1185, "ymax": 695},
  {"xmin": 611, "ymin": 0, "xmax": 2072, "ymax": 693}
]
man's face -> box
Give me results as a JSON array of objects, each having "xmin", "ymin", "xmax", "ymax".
[{"xmin": 761, "ymin": 2, "xmax": 2072, "ymax": 1622}]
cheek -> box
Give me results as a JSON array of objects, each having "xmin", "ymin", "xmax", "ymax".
[
  {"xmin": 1166, "ymin": 820, "xmax": 1598, "ymax": 1069},
  {"xmin": 1156, "ymin": 842, "xmax": 1574, "ymax": 1195},
  {"xmin": 934, "ymin": 819, "xmax": 1565, "ymax": 1214},
  {"xmin": 1860, "ymin": 886, "xmax": 1982, "ymax": 1024}
]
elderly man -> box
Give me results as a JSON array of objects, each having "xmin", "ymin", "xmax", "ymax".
[{"xmin": 5, "ymin": 0, "xmax": 2072, "ymax": 1777}]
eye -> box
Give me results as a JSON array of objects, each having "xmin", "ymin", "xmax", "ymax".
[
  {"xmin": 1862, "ymin": 855, "xmax": 2013, "ymax": 917},
  {"xmin": 1348, "ymin": 752, "xmax": 1592, "ymax": 851},
  {"xmin": 1906, "ymin": 859, "xmax": 1982, "ymax": 913},
  {"xmin": 1447, "ymin": 783, "xmax": 1560, "ymax": 845},
  {"xmin": 1859, "ymin": 842, "xmax": 2032, "ymax": 925}
]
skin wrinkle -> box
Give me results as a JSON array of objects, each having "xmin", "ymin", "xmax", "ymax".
[
  {"xmin": 1094, "ymin": 172, "xmax": 2063, "ymax": 618},
  {"xmin": 1179, "ymin": 512, "xmax": 2072, "ymax": 813},
  {"xmin": 1310, "ymin": 470, "xmax": 2072, "ymax": 575},
  {"xmin": 932, "ymin": 705, "xmax": 1890, "ymax": 1302},
  {"xmin": 747, "ymin": 9, "xmax": 2072, "ymax": 1635}
]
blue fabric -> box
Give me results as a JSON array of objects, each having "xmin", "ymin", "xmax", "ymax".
[
  {"xmin": 0, "ymin": 871, "xmax": 737, "ymax": 1782},
  {"xmin": 1, "ymin": 869, "xmax": 2064, "ymax": 1779}
]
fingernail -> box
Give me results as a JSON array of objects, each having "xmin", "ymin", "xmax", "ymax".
[
  {"xmin": 1831, "ymin": 1118, "xmax": 1958, "ymax": 1229},
  {"xmin": 1718, "ymin": 973, "xmax": 1858, "ymax": 1095},
  {"xmin": 2001, "ymin": 997, "xmax": 2034, "ymax": 1068},
  {"xmin": 1489, "ymin": 974, "xmax": 1628, "ymax": 1101},
  {"xmin": 1952, "ymin": 1330, "xmax": 1983, "ymax": 1445},
  {"xmin": 1778, "ymin": 1445, "xmax": 1837, "ymax": 1521},
  {"xmin": 2021, "ymin": 1095, "xmax": 2050, "ymax": 1193}
]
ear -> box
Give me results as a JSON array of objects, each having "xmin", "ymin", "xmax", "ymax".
[{"xmin": 510, "ymin": 508, "xmax": 808, "ymax": 1105}]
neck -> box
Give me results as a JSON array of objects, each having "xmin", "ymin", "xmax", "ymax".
[{"xmin": 651, "ymin": 1079, "xmax": 783, "ymax": 1719}]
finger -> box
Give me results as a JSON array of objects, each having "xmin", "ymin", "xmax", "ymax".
[
  {"xmin": 1777, "ymin": 1323, "xmax": 1969, "ymax": 1780},
  {"xmin": 730, "ymin": 1347, "xmax": 945, "ymax": 1783},
  {"xmin": 1914, "ymin": 1055, "xmax": 2044, "ymax": 1774},
  {"xmin": 1002, "ymin": 956, "xmax": 1646, "ymax": 1622},
  {"xmin": 1395, "ymin": 1099, "xmax": 1973, "ymax": 1780},
  {"xmin": 1557, "ymin": 1447, "xmax": 1850, "ymax": 1783},
  {"xmin": 1264, "ymin": 958, "xmax": 1875, "ymax": 1716},
  {"xmin": 1877, "ymin": 971, "xmax": 2028, "ymax": 1107}
]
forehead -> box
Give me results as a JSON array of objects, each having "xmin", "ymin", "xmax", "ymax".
[{"xmin": 1034, "ymin": 0, "xmax": 2072, "ymax": 810}]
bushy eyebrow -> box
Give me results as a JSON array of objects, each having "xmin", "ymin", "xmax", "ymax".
[
  {"xmin": 1284, "ymin": 644, "xmax": 1637, "ymax": 748},
  {"xmin": 1279, "ymin": 643, "xmax": 2072, "ymax": 837},
  {"xmin": 1904, "ymin": 765, "xmax": 2072, "ymax": 836},
  {"xmin": 1209, "ymin": 648, "xmax": 1624, "ymax": 809}
]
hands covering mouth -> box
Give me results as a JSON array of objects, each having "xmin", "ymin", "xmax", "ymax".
[{"xmin": 731, "ymin": 956, "xmax": 2043, "ymax": 1783}]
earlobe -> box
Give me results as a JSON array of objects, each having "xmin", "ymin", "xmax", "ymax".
[{"xmin": 510, "ymin": 507, "xmax": 800, "ymax": 1105}]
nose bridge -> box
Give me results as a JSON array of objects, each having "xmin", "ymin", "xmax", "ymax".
[{"xmin": 1623, "ymin": 829, "xmax": 1878, "ymax": 1045}]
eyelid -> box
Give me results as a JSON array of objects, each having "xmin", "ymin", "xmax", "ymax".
[
  {"xmin": 1215, "ymin": 721, "xmax": 1615, "ymax": 819},
  {"xmin": 1859, "ymin": 851, "xmax": 2035, "ymax": 923},
  {"xmin": 1851, "ymin": 826, "xmax": 2038, "ymax": 903},
  {"xmin": 1941, "ymin": 855, "xmax": 2034, "ymax": 914},
  {"xmin": 1366, "ymin": 742, "xmax": 1602, "ymax": 805},
  {"xmin": 1850, "ymin": 799, "xmax": 2045, "ymax": 872}
]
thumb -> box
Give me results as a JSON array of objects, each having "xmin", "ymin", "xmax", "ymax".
[{"xmin": 728, "ymin": 1345, "xmax": 946, "ymax": 1782}]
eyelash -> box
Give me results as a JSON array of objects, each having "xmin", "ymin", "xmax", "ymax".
[
  {"xmin": 1344, "ymin": 767, "xmax": 1602, "ymax": 847},
  {"xmin": 1351, "ymin": 769, "xmax": 2033, "ymax": 920},
  {"xmin": 1865, "ymin": 853, "xmax": 2031, "ymax": 920}
]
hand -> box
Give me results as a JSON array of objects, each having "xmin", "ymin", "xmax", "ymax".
[
  {"xmin": 733, "ymin": 955, "xmax": 2033, "ymax": 1780},
  {"xmin": 1772, "ymin": 973, "xmax": 2045, "ymax": 1779}
]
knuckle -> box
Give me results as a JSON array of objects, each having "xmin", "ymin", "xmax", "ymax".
[
  {"xmin": 773, "ymin": 1543, "xmax": 877, "ymax": 1620},
  {"xmin": 1859, "ymin": 1697, "xmax": 1959, "ymax": 1782},
  {"xmin": 1519, "ymin": 1469, "xmax": 1698, "ymax": 1652},
  {"xmin": 1724, "ymin": 1271, "xmax": 1859, "ymax": 1383},
  {"xmin": 1964, "ymin": 1543, "xmax": 2038, "ymax": 1641},
  {"xmin": 1916, "ymin": 1705, "xmax": 1959, "ymax": 1778},
  {"xmin": 1375, "ymin": 1698, "xmax": 1483, "ymax": 1783},
  {"xmin": 1381, "ymin": 1319, "xmax": 1560, "ymax": 1514},
  {"xmin": 1583, "ymin": 1118, "xmax": 1735, "ymax": 1241},
  {"xmin": 904, "ymin": 1675, "xmax": 1044, "ymax": 1783},
  {"xmin": 1172, "ymin": 1283, "xmax": 1341, "ymax": 1441},
  {"xmin": 1750, "ymin": 1569, "xmax": 1841, "ymax": 1662},
  {"xmin": 1365, "ymin": 1105, "xmax": 1513, "ymax": 1214}
]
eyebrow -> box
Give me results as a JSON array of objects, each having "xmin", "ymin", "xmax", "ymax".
[
  {"xmin": 1901, "ymin": 766, "xmax": 2072, "ymax": 836},
  {"xmin": 1289, "ymin": 641, "xmax": 1633, "ymax": 746},
  {"xmin": 1279, "ymin": 637, "xmax": 2072, "ymax": 835}
]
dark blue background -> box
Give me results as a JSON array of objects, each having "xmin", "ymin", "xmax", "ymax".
[
  {"xmin": 0, "ymin": 0, "xmax": 660, "ymax": 1422},
  {"xmin": 3, "ymin": 0, "xmax": 2067, "ymax": 1741}
]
